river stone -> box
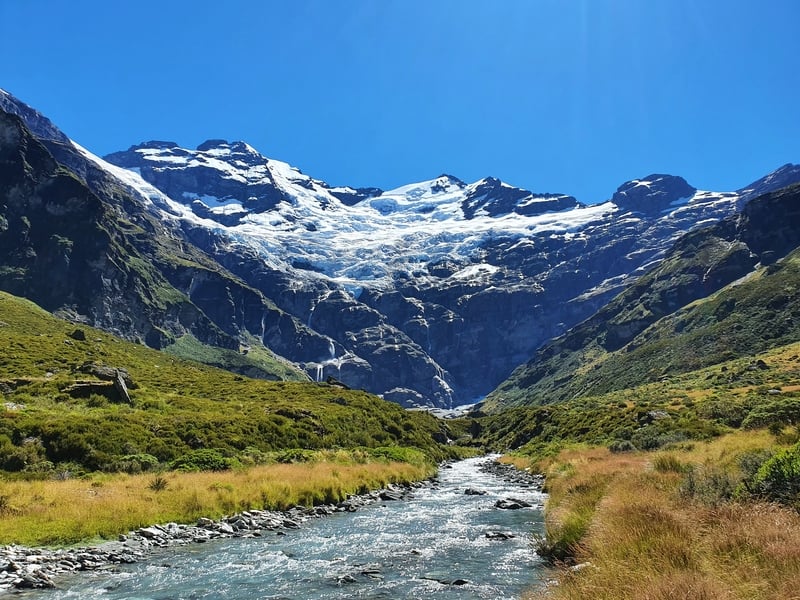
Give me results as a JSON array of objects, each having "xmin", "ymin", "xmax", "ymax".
[
  {"xmin": 379, "ymin": 490, "xmax": 403, "ymax": 501},
  {"xmin": 216, "ymin": 523, "xmax": 235, "ymax": 535},
  {"xmin": 494, "ymin": 498, "xmax": 532, "ymax": 510},
  {"xmin": 138, "ymin": 526, "xmax": 167, "ymax": 539},
  {"xmin": 15, "ymin": 572, "xmax": 55, "ymax": 589},
  {"xmin": 485, "ymin": 531, "xmax": 516, "ymax": 540}
]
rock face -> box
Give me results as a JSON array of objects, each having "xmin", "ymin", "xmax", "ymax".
[
  {"xmin": 611, "ymin": 174, "xmax": 696, "ymax": 215},
  {"xmin": 2, "ymin": 87, "xmax": 800, "ymax": 408}
]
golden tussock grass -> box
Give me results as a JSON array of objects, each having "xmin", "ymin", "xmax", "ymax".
[
  {"xmin": 525, "ymin": 430, "xmax": 800, "ymax": 600},
  {"xmin": 0, "ymin": 459, "xmax": 432, "ymax": 546}
]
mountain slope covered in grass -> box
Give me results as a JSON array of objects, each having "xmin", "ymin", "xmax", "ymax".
[
  {"xmin": 486, "ymin": 183, "xmax": 800, "ymax": 410},
  {"xmin": 0, "ymin": 291, "xmax": 456, "ymax": 475}
]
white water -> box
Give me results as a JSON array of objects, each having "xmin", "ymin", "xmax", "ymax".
[{"xmin": 22, "ymin": 457, "xmax": 547, "ymax": 599}]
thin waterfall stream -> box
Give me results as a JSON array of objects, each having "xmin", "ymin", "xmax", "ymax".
[{"xmin": 16, "ymin": 456, "xmax": 547, "ymax": 599}]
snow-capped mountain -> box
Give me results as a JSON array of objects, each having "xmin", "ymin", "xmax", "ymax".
[
  {"xmin": 3, "ymin": 87, "xmax": 799, "ymax": 408},
  {"xmin": 102, "ymin": 139, "xmax": 800, "ymax": 407}
]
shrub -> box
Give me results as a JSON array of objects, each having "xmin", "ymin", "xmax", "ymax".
[
  {"xmin": 631, "ymin": 426, "xmax": 688, "ymax": 451},
  {"xmin": 681, "ymin": 465, "xmax": 736, "ymax": 505},
  {"xmin": 110, "ymin": 453, "xmax": 160, "ymax": 474},
  {"xmin": 368, "ymin": 446, "xmax": 427, "ymax": 465},
  {"xmin": 170, "ymin": 449, "xmax": 238, "ymax": 472},
  {"xmin": 609, "ymin": 439, "xmax": 637, "ymax": 453},
  {"xmin": 749, "ymin": 442, "xmax": 800, "ymax": 506},
  {"xmin": 274, "ymin": 449, "xmax": 317, "ymax": 464},
  {"xmin": 738, "ymin": 449, "xmax": 773, "ymax": 481},
  {"xmin": 742, "ymin": 396, "xmax": 800, "ymax": 429}
]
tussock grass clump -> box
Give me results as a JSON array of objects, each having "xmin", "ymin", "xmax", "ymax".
[{"xmin": 652, "ymin": 453, "xmax": 692, "ymax": 473}]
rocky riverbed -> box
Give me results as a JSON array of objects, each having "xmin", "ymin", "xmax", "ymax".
[{"xmin": 2, "ymin": 456, "xmax": 547, "ymax": 598}]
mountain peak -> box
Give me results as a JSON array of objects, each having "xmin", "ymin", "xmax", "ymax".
[
  {"xmin": 462, "ymin": 177, "xmax": 579, "ymax": 219},
  {"xmin": 196, "ymin": 139, "xmax": 229, "ymax": 151},
  {"xmin": 129, "ymin": 140, "xmax": 180, "ymax": 151},
  {"xmin": 194, "ymin": 139, "xmax": 265, "ymax": 167},
  {"xmin": 612, "ymin": 174, "xmax": 696, "ymax": 215}
]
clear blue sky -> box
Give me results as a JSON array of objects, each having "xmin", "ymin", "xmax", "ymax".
[{"xmin": 1, "ymin": 0, "xmax": 798, "ymax": 202}]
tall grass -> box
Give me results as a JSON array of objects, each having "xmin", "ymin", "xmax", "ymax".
[
  {"xmin": 0, "ymin": 458, "xmax": 433, "ymax": 546},
  {"xmin": 532, "ymin": 446, "xmax": 647, "ymax": 562},
  {"xmin": 525, "ymin": 431, "xmax": 800, "ymax": 599}
]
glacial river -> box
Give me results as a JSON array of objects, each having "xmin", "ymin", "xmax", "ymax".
[{"xmin": 20, "ymin": 456, "xmax": 547, "ymax": 599}]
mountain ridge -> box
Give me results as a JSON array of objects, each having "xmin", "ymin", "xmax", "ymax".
[{"xmin": 2, "ymin": 87, "xmax": 799, "ymax": 408}]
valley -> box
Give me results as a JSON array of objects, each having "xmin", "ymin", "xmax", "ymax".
[
  {"xmin": 4, "ymin": 88, "xmax": 799, "ymax": 408},
  {"xmin": 1, "ymin": 86, "xmax": 800, "ymax": 599}
]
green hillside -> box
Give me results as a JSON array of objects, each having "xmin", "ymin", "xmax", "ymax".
[
  {"xmin": 0, "ymin": 292, "xmax": 455, "ymax": 475},
  {"xmin": 477, "ymin": 338, "xmax": 800, "ymax": 455}
]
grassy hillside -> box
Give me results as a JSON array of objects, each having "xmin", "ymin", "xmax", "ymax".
[
  {"xmin": 523, "ymin": 432, "xmax": 800, "ymax": 600},
  {"xmin": 477, "ymin": 339, "xmax": 800, "ymax": 456},
  {"xmin": 0, "ymin": 291, "xmax": 457, "ymax": 476},
  {"xmin": 486, "ymin": 184, "xmax": 800, "ymax": 410},
  {"xmin": 483, "ymin": 342, "xmax": 800, "ymax": 599},
  {"xmin": 163, "ymin": 332, "xmax": 308, "ymax": 382}
]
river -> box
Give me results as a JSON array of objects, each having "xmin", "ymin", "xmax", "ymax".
[{"xmin": 18, "ymin": 456, "xmax": 547, "ymax": 599}]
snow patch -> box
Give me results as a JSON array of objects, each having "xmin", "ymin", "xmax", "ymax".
[{"xmin": 450, "ymin": 263, "xmax": 500, "ymax": 280}]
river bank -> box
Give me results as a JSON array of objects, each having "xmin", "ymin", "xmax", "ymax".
[
  {"xmin": 0, "ymin": 452, "xmax": 436, "ymax": 547},
  {"xmin": 0, "ymin": 480, "xmax": 421, "ymax": 592},
  {"xmin": 3, "ymin": 456, "xmax": 546, "ymax": 598},
  {"xmin": 0, "ymin": 455, "xmax": 435, "ymax": 592}
]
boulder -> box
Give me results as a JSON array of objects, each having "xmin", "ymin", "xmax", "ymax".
[{"xmin": 494, "ymin": 498, "xmax": 533, "ymax": 510}]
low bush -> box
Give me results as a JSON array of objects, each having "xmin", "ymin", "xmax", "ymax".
[
  {"xmin": 680, "ymin": 466, "xmax": 737, "ymax": 505},
  {"xmin": 608, "ymin": 439, "xmax": 636, "ymax": 453},
  {"xmin": 110, "ymin": 453, "xmax": 160, "ymax": 474},
  {"xmin": 748, "ymin": 441, "xmax": 800, "ymax": 506},
  {"xmin": 170, "ymin": 449, "xmax": 239, "ymax": 472}
]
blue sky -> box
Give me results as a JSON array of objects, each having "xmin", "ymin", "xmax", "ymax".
[{"xmin": 1, "ymin": 0, "xmax": 798, "ymax": 202}]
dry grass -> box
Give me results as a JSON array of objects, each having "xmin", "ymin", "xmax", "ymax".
[
  {"xmin": 0, "ymin": 459, "xmax": 432, "ymax": 546},
  {"xmin": 525, "ymin": 431, "xmax": 800, "ymax": 600}
]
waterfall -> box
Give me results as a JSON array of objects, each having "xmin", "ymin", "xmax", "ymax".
[
  {"xmin": 328, "ymin": 340, "xmax": 336, "ymax": 359},
  {"xmin": 307, "ymin": 304, "xmax": 316, "ymax": 328},
  {"xmin": 315, "ymin": 364, "xmax": 323, "ymax": 382}
]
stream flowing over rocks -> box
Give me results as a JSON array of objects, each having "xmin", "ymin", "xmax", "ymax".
[{"xmin": 6, "ymin": 456, "xmax": 546, "ymax": 599}]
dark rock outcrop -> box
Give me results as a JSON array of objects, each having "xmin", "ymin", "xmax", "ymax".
[{"xmin": 612, "ymin": 174, "xmax": 696, "ymax": 215}]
